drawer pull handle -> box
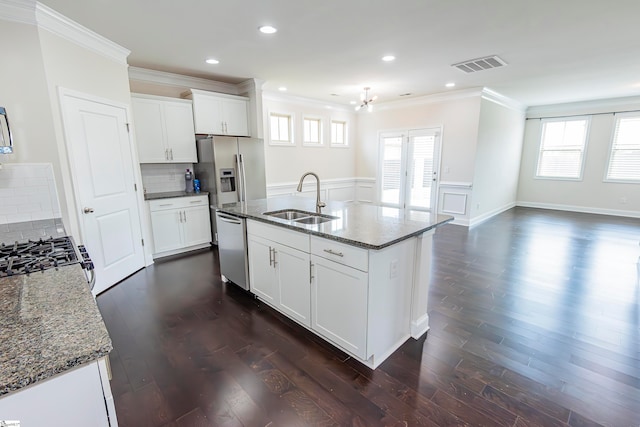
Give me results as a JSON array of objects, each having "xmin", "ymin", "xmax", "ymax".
[
  {"xmin": 323, "ymin": 249, "xmax": 344, "ymax": 257},
  {"xmin": 159, "ymin": 204, "xmax": 172, "ymax": 207},
  {"xmin": 190, "ymin": 200, "xmax": 202, "ymax": 204}
]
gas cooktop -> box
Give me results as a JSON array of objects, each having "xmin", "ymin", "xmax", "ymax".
[{"xmin": 0, "ymin": 236, "xmax": 93, "ymax": 278}]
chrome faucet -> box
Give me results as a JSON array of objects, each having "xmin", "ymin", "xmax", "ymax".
[{"xmin": 297, "ymin": 172, "xmax": 326, "ymax": 213}]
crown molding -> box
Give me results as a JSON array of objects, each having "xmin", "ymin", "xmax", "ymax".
[
  {"xmin": 481, "ymin": 88, "xmax": 526, "ymax": 113},
  {"xmin": 374, "ymin": 88, "xmax": 485, "ymax": 111},
  {"xmin": 0, "ymin": 0, "xmax": 37, "ymax": 25},
  {"xmin": 262, "ymin": 91, "xmax": 355, "ymax": 113},
  {"xmin": 526, "ymin": 95, "xmax": 640, "ymax": 118},
  {"xmin": 237, "ymin": 78, "xmax": 265, "ymax": 95},
  {"xmin": 0, "ymin": 0, "xmax": 130, "ymax": 65},
  {"xmin": 128, "ymin": 66, "xmax": 240, "ymax": 94}
]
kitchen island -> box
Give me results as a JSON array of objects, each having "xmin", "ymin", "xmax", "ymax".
[
  {"xmin": 217, "ymin": 197, "xmax": 452, "ymax": 368},
  {"xmin": 0, "ymin": 222, "xmax": 116, "ymax": 426}
]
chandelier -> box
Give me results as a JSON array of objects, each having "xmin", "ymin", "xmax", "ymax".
[{"xmin": 355, "ymin": 87, "xmax": 377, "ymax": 112}]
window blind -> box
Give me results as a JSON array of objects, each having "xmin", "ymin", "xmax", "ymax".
[
  {"xmin": 607, "ymin": 115, "xmax": 640, "ymax": 181},
  {"xmin": 536, "ymin": 119, "xmax": 588, "ymax": 179}
]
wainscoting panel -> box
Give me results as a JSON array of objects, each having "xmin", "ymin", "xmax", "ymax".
[{"xmin": 438, "ymin": 181, "xmax": 473, "ymax": 226}]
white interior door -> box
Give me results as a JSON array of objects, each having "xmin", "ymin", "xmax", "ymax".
[
  {"xmin": 379, "ymin": 128, "xmax": 441, "ymax": 211},
  {"xmin": 60, "ymin": 91, "xmax": 145, "ymax": 295}
]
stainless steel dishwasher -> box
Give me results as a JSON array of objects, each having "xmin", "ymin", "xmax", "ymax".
[{"xmin": 215, "ymin": 211, "xmax": 250, "ymax": 290}]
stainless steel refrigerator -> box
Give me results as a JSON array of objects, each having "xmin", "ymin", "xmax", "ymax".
[{"xmin": 194, "ymin": 136, "xmax": 267, "ymax": 244}]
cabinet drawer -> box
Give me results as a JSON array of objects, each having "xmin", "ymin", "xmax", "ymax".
[
  {"xmin": 247, "ymin": 220, "xmax": 310, "ymax": 252},
  {"xmin": 310, "ymin": 236, "xmax": 368, "ymax": 272},
  {"xmin": 149, "ymin": 195, "xmax": 208, "ymax": 212}
]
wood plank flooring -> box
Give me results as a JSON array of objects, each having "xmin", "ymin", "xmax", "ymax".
[{"xmin": 96, "ymin": 207, "xmax": 640, "ymax": 426}]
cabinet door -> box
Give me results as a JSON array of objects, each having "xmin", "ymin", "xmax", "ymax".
[
  {"xmin": 247, "ymin": 235, "xmax": 278, "ymax": 306},
  {"xmin": 311, "ymin": 255, "xmax": 368, "ymax": 359},
  {"xmin": 132, "ymin": 97, "xmax": 167, "ymax": 163},
  {"xmin": 222, "ymin": 98, "xmax": 249, "ymax": 136},
  {"xmin": 164, "ymin": 101, "xmax": 197, "ymax": 162},
  {"xmin": 150, "ymin": 209, "xmax": 182, "ymax": 254},
  {"xmin": 192, "ymin": 94, "xmax": 224, "ymax": 135},
  {"xmin": 276, "ymin": 245, "xmax": 311, "ymax": 327},
  {"xmin": 182, "ymin": 205, "xmax": 212, "ymax": 247}
]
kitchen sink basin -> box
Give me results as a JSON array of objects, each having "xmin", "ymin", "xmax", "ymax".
[
  {"xmin": 264, "ymin": 209, "xmax": 311, "ymax": 220},
  {"xmin": 263, "ymin": 209, "xmax": 338, "ymax": 225},
  {"xmin": 294, "ymin": 216, "xmax": 333, "ymax": 224}
]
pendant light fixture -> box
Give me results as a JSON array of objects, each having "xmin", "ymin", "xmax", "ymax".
[{"xmin": 355, "ymin": 87, "xmax": 377, "ymax": 112}]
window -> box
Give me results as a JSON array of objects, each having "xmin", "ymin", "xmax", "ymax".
[
  {"xmin": 269, "ymin": 112, "xmax": 294, "ymax": 145},
  {"xmin": 331, "ymin": 120, "xmax": 348, "ymax": 146},
  {"xmin": 536, "ymin": 117, "xmax": 589, "ymax": 180},
  {"xmin": 303, "ymin": 117, "xmax": 322, "ymax": 145},
  {"xmin": 606, "ymin": 113, "xmax": 640, "ymax": 182}
]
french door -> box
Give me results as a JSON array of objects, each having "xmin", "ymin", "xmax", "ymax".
[{"xmin": 379, "ymin": 128, "xmax": 441, "ymax": 211}]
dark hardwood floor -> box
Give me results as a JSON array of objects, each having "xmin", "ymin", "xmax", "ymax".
[{"xmin": 96, "ymin": 207, "xmax": 640, "ymax": 426}]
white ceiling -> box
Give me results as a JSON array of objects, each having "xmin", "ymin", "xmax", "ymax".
[{"xmin": 38, "ymin": 0, "xmax": 640, "ymax": 107}]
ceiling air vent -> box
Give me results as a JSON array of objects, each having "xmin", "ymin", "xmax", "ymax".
[{"xmin": 452, "ymin": 55, "xmax": 507, "ymax": 73}]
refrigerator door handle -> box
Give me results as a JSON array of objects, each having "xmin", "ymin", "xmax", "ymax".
[
  {"xmin": 235, "ymin": 153, "xmax": 243, "ymax": 202},
  {"xmin": 239, "ymin": 153, "xmax": 248, "ymax": 202}
]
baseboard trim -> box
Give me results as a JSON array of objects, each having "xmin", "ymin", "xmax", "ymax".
[
  {"xmin": 411, "ymin": 314, "xmax": 430, "ymax": 339},
  {"xmin": 469, "ymin": 202, "xmax": 517, "ymax": 227},
  {"xmin": 516, "ymin": 201, "xmax": 640, "ymax": 219}
]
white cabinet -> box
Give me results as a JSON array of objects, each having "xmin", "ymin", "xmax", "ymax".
[
  {"xmin": 184, "ymin": 89, "xmax": 249, "ymax": 136},
  {"xmin": 0, "ymin": 358, "xmax": 116, "ymax": 426},
  {"xmin": 311, "ymin": 254, "xmax": 368, "ymax": 359},
  {"xmin": 131, "ymin": 94, "xmax": 197, "ymax": 163},
  {"xmin": 247, "ymin": 221, "xmax": 311, "ymax": 327},
  {"xmin": 149, "ymin": 196, "xmax": 211, "ymax": 257},
  {"xmin": 243, "ymin": 218, "xmax": 420, "ymax": 368}
]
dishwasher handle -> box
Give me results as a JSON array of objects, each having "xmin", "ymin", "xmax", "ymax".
[{"xmin": 216, "ymin": 212, "xmax": 242, "ymax": 224}]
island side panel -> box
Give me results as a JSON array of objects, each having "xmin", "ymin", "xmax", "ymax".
[
  {"xmin": 367, "ymin": 237, "xmax": 415, "ymax": 366},
  {"xmin": 411, "ymin": 229, "xmax": 435, "ymax": 338}
]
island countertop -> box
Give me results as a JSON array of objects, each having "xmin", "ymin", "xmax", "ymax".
[{"xmin": 217, "ymin": 197, "xmax": 453, "ymax": 250}]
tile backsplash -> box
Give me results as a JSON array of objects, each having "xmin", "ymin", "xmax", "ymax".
[
  {"xmin": 0, "ymin": 163, "xmax": 61, "ymax": 225},
  {"xmin": 140, "ymin": 163, "xmax": 194, "ymax": 194}
]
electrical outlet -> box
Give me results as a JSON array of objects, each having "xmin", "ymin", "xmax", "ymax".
[{"xmin": 390, "ymin": 259, "xmax": 398, "ymax": 279}]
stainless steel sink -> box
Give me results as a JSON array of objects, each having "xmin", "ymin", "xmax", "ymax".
[
  {"xmin": 264, "ymin": 209, "xmax": 311, "ymax": 220},
  {"xmin": 263, "ymin": 209, "xmax": 338, "ymax": 225},
  {"xmin": 294, "ymin": 216, "xmax": 333, "ymax": 224}
]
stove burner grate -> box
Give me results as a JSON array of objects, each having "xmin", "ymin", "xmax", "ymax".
[{"xmin": 0, "ymin": 237, "xmax": 80, "ymax": 277}]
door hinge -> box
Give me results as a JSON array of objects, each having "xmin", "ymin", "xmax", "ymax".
[
  {"xmin": 141, "ymin": 238, "xmax": 144, "ymax": 247},
  {"xmin": 125, "ymin": 123, "xmax": 130, "ymax": 132},
  {"xmin": 134, "ymin": 183, "xmax": 137, "ymax": 191}
]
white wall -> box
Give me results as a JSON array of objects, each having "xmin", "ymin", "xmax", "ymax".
[
  {"xmin": 356, "ymin": 91, "xmax": 482, "ymax": 207},
  {"xmin": 517, "ymin": 96, "xmax": 640, "ymax": 217},
  {"xmin": 262, "ymin": 94, "xmax": 357, "ymax": 185},
  {"xmin": 37, "ymin": 29, "xmax": 134, "ymax": 240},
  {"xmin": 470, "ymin": 97, "xmax": 525, "ymax": 223}
]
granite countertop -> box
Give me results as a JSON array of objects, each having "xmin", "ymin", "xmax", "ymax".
[
  {"xmin": 144, "ymin": 191, "xmax": 209, "ymax": 201},
  {"xmin": 217, "ymin": 197, "xmax": 453, "ymax": 250},
  {"xmin": 0, "ymin": 219, "xmax": 112, "ymax": 397}
]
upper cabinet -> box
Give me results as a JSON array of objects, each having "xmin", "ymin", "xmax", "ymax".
[
  {"xmin": 131, "ymin": 94, "xmax": 197, "ymax": 163},
  {"xmin": 183, "ymin": 89, "xmax": 249, "ymax": 137}
]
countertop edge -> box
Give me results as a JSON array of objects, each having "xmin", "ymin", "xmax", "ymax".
[
  {"xmin": 0, "ymin": 345, "xmax": 112, "ymax": 396},
  {"xmin": 216, "ymin": 207, "xmax": 454, "ymax": 250}
]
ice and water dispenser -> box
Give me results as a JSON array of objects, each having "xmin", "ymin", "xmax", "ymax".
[{"xmin": 219, "ymin": 168, "xmax": 236, "ymax": 193}]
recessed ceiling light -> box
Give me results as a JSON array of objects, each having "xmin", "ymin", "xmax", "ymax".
[
  {"xmin": 349, "ymin": 101, "xmax": 357, "ymax": 105},
  {"xmin": 399, "ymin": 93, "xmax": 412, "ymax": 96},
  {"xmin": 382, "ymin": 55, "xmax": 395, "ymax": 62},
  {"xmin": 205, "ymin": 58, "xmax": 219, "ymax": 65},
  {"xmin": 445, "ymin": 82, "xmax": 456, "ymax": 88},
  {"xmin": 259, "ymin": 25, "xmax": 277, "ymax": 34},
  {"xmin": 278, "ymin": 87, "xmax": 287, "ymax": 91}
]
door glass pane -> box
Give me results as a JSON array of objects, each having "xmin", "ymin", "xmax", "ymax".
[
  {"xmin": 380, "ymin": 136, "xmax": 403, "ymax": 206},
  {"xmin": 407, "ymin": 134, "xmax": 435, "ymax": 210}
]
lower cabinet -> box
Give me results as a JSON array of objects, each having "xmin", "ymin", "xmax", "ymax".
[
  {"xmin": 149, "ymin": 196, "xmax": 211, "ymax": 257},
  {"xmin": 245, "ymin": 218, "xmax": 417, "ymax": 368},
  {"xmin": 311, "ymin": 254, "xmax": 368, "ymax": 359},
  {"xmin": 247, "ymin": 230, "xmax": 311, "ymax": 327}
]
